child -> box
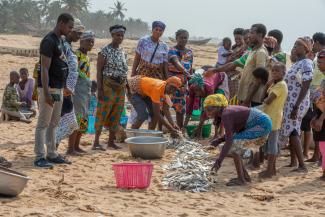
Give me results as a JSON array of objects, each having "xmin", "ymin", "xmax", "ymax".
[
  {"xmin": 216, "ymin": 37, "xmax": 232, "ymax": 66},
  {"xmin": 89, "ymin": 80, "xmax": 98, "ymax": 116},
  {"xmin": 1, "ymin": 71, "xmax": 31, "ymax": 123},
  {"xmin": 259, "ymin": 63, "xmax": 288, "ymax": 178},
  {"xmin": 17, "ymin": 68, "xmax": 36, "ymax": 116}
]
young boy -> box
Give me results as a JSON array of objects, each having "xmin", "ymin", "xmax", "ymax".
[
  {"xmin": 259, "ymin": 63, "xmax": 288, "ymax": 178},
  {"xmin": 216, "ymin": 37, "xmax": 232, "ymax": 66},
  {"xmin": 1, "ymin": 71, "xmax": 31, "ymax": 123}
]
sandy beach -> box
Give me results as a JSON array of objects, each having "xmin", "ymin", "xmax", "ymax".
[{"xmin": 0, "ymin": 35, "xmax": 325, "ymax": 217}]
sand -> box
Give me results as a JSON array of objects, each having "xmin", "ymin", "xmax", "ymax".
[{"xmin": 1, "ymin": 35, "xmax": 325, "ymax": 217}]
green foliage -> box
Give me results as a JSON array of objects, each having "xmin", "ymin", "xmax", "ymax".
[{"xmin": 0, "ymin": 0, "xmax": 149, "ymax": 37}]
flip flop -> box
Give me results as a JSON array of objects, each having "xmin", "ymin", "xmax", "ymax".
[{"xmin": 92, "ymin": 145, "xmax": 106, "ymax": 151}]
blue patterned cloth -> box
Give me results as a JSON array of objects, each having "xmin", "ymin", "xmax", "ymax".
[
  {"xmin": 135, "ymin": 36, "xmax": 169, "ymax": 64},
  {"xmin": 233, "ymin": 108, "xmax": 272, "ymax": 140}
]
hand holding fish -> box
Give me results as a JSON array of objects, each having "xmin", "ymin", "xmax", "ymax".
[{"xmin": 211, "ymin": 158, "xmax": 222, "ymax": 172}]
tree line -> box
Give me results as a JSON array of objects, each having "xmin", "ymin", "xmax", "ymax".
[{"xmin": 0, "ymin": 0, "xmax": 150, "ymax": 38}]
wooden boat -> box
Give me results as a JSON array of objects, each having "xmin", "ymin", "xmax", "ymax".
[{"xmin": 168, "ymin": 37, "xmax": 211, "ymax": 45}]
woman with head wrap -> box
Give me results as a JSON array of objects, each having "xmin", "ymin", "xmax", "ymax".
[
  {"xmin": 278, "ymin": 37, "xmax": 314, "ymax": 173},
  {"xmin": 167, "ymin": 29, "xmax": 193, "ymax": 128},
  {"xmin": 131, "ymin": 21, "xmax": 169, "ymax": 80},
  {"xmin": 204, "ymin": 94, "xmax": 271, "ymax": 186},
  {"xmin": 128, "ymin": 75, "xmax": 182, "ymax": 137},
  {"xmin": 55, "ymin": 18, "xmax": 85, "ymax": 155},
  {"xmin": 62, "ymin": 30, "xmax": 95, "ymax": 155},
  {"xmin": 184, "ymin": 67, "xmax": 229, "ymax": 131},
  {"xmin": 92, "ymin": 25, "xmax": 128, "ymax": 151}
]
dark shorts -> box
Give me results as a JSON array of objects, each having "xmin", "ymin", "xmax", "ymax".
[
  {"xmin": 301, "ymin": 107, "xmax": 313, "ymax": 132},
  {"xmin": 265, "ymin": 130, "xmax": 280, "ymax": 155},
  {"xmin": 313, "ymin": 108, "xmax": 325, "ymax": 141},
  {"xmin": 130, "ymin": 94, "xmax": 153, "ymax": 122}
]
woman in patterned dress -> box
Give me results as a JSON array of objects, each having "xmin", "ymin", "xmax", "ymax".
[
  {"xmin": 279, "ymin": 37, "xmax": 314, "ymax": 173},
  {"xmin": 131, "ymin": 21, "xmax": 169, "ymax": 80},
  {"xmin": 168, "ymin": 29, "xmax": 193, "ymax": 128},
  {"xmin": 66, "ymin": 31, "xmax": 95, "ymax": 155},
  {"xmin": 92, "ymin": 25, "xmax": 128, "ymax": 151}
]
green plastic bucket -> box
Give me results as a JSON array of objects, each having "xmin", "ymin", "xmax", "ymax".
[{"xmin": 186, "ymin": 123, "xmax": 211, "ymax": 138}]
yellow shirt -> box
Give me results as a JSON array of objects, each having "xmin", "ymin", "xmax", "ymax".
[
  {"xmin": 261, "ymin": 80, "xmax": 288, "ymax": 130},
  {"xmin": 237, "ymin": 46, "xmax": 268, "ymax": 103},
  {"xmin": 310, "ymin": 58, "xmax": 325, "ymax": 90},
  {"xmin": 140, "ymin": 77, "xmax": 166, "ymax": 103}
]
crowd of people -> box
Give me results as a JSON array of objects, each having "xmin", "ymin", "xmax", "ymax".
[{"xmin": 0, "ymin": 13, "xmax": 325, "ymax": 187}]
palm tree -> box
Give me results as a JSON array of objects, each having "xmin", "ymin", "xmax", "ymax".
[
  {"xmin": 61, "ymin": 0, "xmax": 89, "ymax": 17},
  {"xmin": 110, "ymin": 1, "xmax": 127, "ymax": 20}
]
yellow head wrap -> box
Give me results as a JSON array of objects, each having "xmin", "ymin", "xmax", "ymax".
[{"xmin": 203, "ymin": 94, "xmax": 228, "ymax": 108}]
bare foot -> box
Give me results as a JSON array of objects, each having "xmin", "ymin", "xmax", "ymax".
[
  {"xmin": 259, "ymin": 170, "xmax": 275, "ymax": 179},
  {"xmin": 107, "ymin": 143, "xmax": 122, "ymax": 150},
  {"xmin": 291, "ymin": 166, "xmax": 308, "ymax": 173},
  {"xmin": 226, "ymin": 179, "xmax": 247, "ymax": 186},
  {"xmin": 75, "ymin": 147, "xmax": 87, "ymax": 154},
  {"xmin": 66, "ymin": 150, "xmax": 82, "ymax": 156},
  {"xmin": 285, "ymin": 162, "xmax": 298, "ymax": 167},
  {"xmin": 92, "ymin": 144, "xmax": 106, "ymax": 151},
  {"xmin": 21, "ymin": 119, "xmax": 32, "ymax": 124},
  {"xmin": 305, "ymin": 157, "xmax": 319, "ymax": 163}
]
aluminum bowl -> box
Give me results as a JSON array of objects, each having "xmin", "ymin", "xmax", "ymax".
[
  {"xmin": 125, "ymin": 136, "xmax": 168, "ymax": 159},
  {"xmin": 125, "ymin": 129, "xmax": 163, "ymax": 138},
  {"xmin": 0, "ymin": 166, "xmax": 30, "ymax": 197}
]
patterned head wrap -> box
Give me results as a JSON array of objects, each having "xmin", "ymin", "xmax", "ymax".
[
  {"xmin": 189, "ymin": 73, "xmax": 204, "ymax": 88},
  {"xmin": 296, "ymin": 36, "xmax": 313, "ymax": 53},
  {"xmin": 72, "ymin": 18, "xmax": 85, "ymax": 32},
  {"xmin": 264, "ymin": 36, "xmax": 277, "ymax": 49},
  {"xmin": 81, "ymin": 31, "xmax": 95, "ymax": 41},
  {"xmin": 152, "ymin": 21, "xmax": 166, "ymax": 30},
  {"xmin": 203, "ymin": 94, "xmax": 228, "ymax": 108},
  {"xmin": 318, "ymin": 49, "xmax": 325, "ymax": 59},
  {"xmin": 166, "ymin": 76, "xmax": 182, "ymax": 88}
]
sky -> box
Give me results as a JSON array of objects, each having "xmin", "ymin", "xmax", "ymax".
[{"xmin": 89, "ymin": 0, "xmax": 325, "ymax": 52}]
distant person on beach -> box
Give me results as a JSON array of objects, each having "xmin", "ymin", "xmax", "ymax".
[
  {"xmin": 131, "ymin": 21, "xmax": 169, "ymax": 80},
  {"xmin": 34, "ymin": 13, "xmax": 74, "ymax": 168},
  {"xmin": 92, "ymin": 25, "xmax": 128, "ymax": 151},
  {"xmin": 128, "ymin": 76, "xmax": 182, "ymax": 137},
  {"xmin": 168, "ymin": 29, "xmax": 193, "ymax": 129},
  {"xmin": 258, "ymin": 63, "xmax": 288, "ymax": 178},
  {"xmin": 55, "ymin": 19, "xmax": 85, "ymax": 155},
  {"xmin": 1, "ymin": 71, "xmax": 31, "ymax": 123},
  {"xmin": 17, "ymin": 68, "xmax": 36, "ymax": 116},
  {"xmin": 216, "ymin": 37, "xmax": 232, "ymax": 66},
  {"xmin": 204, "ymin": 94, "xmax": 271, "ymax": 186},
  {"xmin": 304, "ymin": 32, "xmax": 325, "ymax": 161},
  {"xmin": 278, "ymin": 37, "xmax": 314, "ymax": 173}
]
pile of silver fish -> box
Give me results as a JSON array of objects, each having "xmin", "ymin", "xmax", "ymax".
[{"xmin": 162, "ymin": 139, "xmax": 217, "ymax": 192}]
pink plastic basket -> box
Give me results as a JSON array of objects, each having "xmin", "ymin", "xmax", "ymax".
[{"xmin": 112, "ymin": 162, "xmax": 153, "ymax": 189}]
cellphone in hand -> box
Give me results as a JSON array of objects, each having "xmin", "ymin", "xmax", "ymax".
[{"xmin": 51, "ymin": 94, "xmax": 61, "ymax": 102}]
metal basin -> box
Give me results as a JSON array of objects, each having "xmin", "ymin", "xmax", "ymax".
[
  {"xmin": 0, "ymin": 166, "xmax": 30, "ymax": 197},
  {"xmin": 125, "ymin": 136, "xmax": 168, "ymax": 159},
  {"xmin": 125, "ymin": 129, "xmax": 163, "ymax": 138}
]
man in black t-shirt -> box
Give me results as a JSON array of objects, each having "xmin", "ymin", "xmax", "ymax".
[{"xmin": 34, "ymin": 13, "xmax": 74, "ymax": 168}]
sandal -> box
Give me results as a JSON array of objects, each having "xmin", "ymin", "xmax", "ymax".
[
  {"xmin": 0, "ymin": 156, "xmax": 12, "ymax": 168},
  {"xmin": 92, "ymin": 145, "xmax": 106, "ymax": 151}
]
